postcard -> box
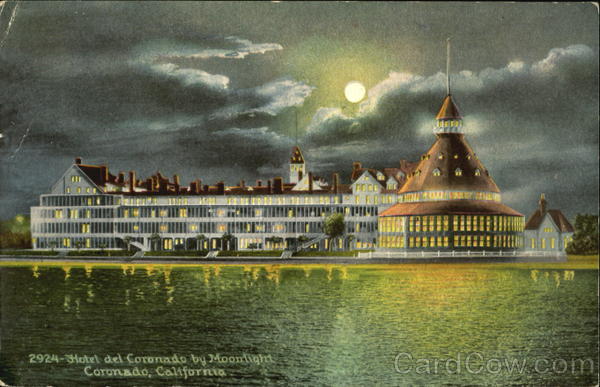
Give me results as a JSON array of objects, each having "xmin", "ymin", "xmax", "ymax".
[{"xmin": 0, "ymin": 2, "xmax": 598, "ymax": 386}]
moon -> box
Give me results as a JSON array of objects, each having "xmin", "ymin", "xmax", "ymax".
[{"xmin": 344, "ymin": 81, "xmax": 366, "ymax": 103}]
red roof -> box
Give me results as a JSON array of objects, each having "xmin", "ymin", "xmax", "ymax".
[
  {"xmin": 524, "ymin": 208, "xmax": 574, "ymax": 232},
  {"xmin": 380, "ymin": 200, "xmax": 523, "ymax": 217},
  {"xmin": 399, "ymin": 133, "xmax": 500, "ymax": 194},
  {"xmin": 435, "ymin": 94, "xmax": 462, "ymax": 120},
  {"xmin": 290, "ymin": 146, "xmax": 305, "ymax": 164}
]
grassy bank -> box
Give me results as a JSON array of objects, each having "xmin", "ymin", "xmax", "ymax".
[
  {"xmin": 0, "ymin": 250, "xmax": 59, "ymax": 256},
  {"xmin": 147, "ymin": 250, "xmax": 208, "ymax": 257},
  {"xmin": 67, "ymin": 250, "xmax": 136, "ymax": 257},
  {"xmin": 218, "ymin": 250, "xmax": 282, "ymax": 257},
  {"xmin": 293, "ymin": 250, "xmax": 372, "ymax": 257}
]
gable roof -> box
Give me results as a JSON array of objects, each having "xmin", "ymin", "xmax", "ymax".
[{"xmin": 525, "ymin": 208, "xmax": 574, "ymax": 232}]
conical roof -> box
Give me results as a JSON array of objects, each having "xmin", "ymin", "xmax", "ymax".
[
  {"xmin": 290, "ymin": 146, "xmax": 305, "ymax": 164},
  {"xmin": 399, "ymin": 133, "xmax": 500, "ymax": 194},
  {"xmin": 435, "ymin": 95, "xmax": 462, "ymax": 120}
]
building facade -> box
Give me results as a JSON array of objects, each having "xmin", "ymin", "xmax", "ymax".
[
  {"xmin": 524, "ymin": 194, "xmax": 574, "ymax": 251},
  {"xmin": 30, "ymin": 151, "xmax": 416, "ymax": 252},
  {"xmin": 378, "ymin": 92, "xmax": 525, "ymax": 251}
]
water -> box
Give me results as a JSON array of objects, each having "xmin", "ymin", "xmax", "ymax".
[{"xmin": 0, "ymin": 262, "xmax": 597, "ymax": 386}]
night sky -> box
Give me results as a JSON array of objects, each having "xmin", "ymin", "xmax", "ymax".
[{"xmin": 0, "ymin": 2, "xmax": 598, "ymax": 219}]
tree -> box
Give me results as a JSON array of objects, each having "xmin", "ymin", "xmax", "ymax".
[
  {"xmin": 346, "ymin": 234, "xmax": 356, "ymax": 250},
  {"xmin": 221, "ymin": 233, "xmax": 234, "ymax": 251},
  {"xmin": 566, "ymin": 214, "xmax": 598, "ymax": 255},
  {"xmin": 195, "ymin": 234, "xmax": 207, "ymax": 251},
  {"xmin": 150, "ymin": 233, "xmax": 161, "ymax": 251},
  {"xmin": 99, "ymin": 242, "xmax": 107, "ymax": 253},
  {"xmin": 323, "ymin": 213, "xmax": 345, "ymax": 251}
]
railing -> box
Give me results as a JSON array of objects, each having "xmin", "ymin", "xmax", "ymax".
[
  {"xmin": 356, "ymin": 250, "xmax": 566, "ymax": 259},
  {"xmin": 297, "ymin": 234, "xmax": 327, "ymax": 251}
]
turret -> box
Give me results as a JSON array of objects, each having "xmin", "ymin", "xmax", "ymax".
[{"xmin": 289, "ymin": 146, "xmax": 306, "ymax": 184}]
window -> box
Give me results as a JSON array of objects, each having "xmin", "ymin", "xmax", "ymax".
[
  {"xmin": 455, "ymin": 168, "xmax": 462, "ymax": 176},
  {"xmin": 438, "ymin": 153, "xmax": 444, "ymax": 160},
  {"xmin": 179, "ymin": 208, "xmax": 188, "ymax": 218},
  {"xmin": 71, "ymin": 176, "xmax": 81, "ymax": 183},
  {"xmin": 550, "ymin": 238, "xmax": 555, "ymax": 249},
  {"xmin": 474, "ymin": 169, "xmax": 481, "ymax": 176},
  {"xmin": 76, "ymin": 187, "xmax": 82, "ymax": 193},
  {"xmin": 433, "ymin": 168, "xmax": 441, "ymax": 176},
  {"xmin": 66, "ymin": 187, "xmax": 71, "ymax": 193}
]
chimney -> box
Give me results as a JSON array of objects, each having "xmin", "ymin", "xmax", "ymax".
[
  {"xmin": 239, "ymin": 180, "xmax": 245, "ymax": 188},
  {"xmin": 189, "ymin": 181, "xmax": 198, "ymax": 194},
  {"xmin": 173, "ymin": 174, "xmax": 180, "ymax": 186},
  {"xmin": 100, "ymin": 166, "xmax": 109, "ymax": 184},
  {"xmin": 128, "ymin": 171, "xmax": 136, "ymax": 192},
  {"xmin": 308, "ymin": 172, "xmax": 313, "ymax": 194},
  {"xmin": 216, "ymin": 181, "xmax": 225, "ymax": 195},
  {"xmin": 298, "ymin": 170, "xmax": 303, "ymax": 181},
  {"xmin": 117, "ymin": 172, "xmax": 125, "ymax": 184},
  {"xmin": 75, "ymin": 157, "xmax": 82, "ymax": 165},
  {"xmin": 539, "ymin": 193, "xmax": 547, "ymax": 214},
  {"xmin": 267, "ymin": 179, "xmax": 272, "ymax": 194},
  {"xmin": 203, "ymin": 184, "xmax": 209, "ymax": 193},
  {"xmin": 332, "ymin": 173, "xmax": 339, "ymax": 194},
  {"xmin": 195, "ymin": 179, "xmax": 202, "ymax": 194},
  {"xmin": 273, "ymin": 177, "xmax": 283, "ymax": 194},
  {"xmin": 145, "ymin": 178, "xmax": 153, "ymax": 191},
  {"xmin": 353, "ymin": 162, "xmax": 362, "ymax": 171},
  {"xmin": 256, "ymin": 180, "xmax": 262, "ymax": 187}
]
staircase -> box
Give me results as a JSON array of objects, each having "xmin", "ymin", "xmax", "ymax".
[
  {"xmin": 280, "ymin": 250, "xmax": 293, "ymax": 259},
  {"xmin": 297, "ymin": 234, "xmax": 327, "ymax": 252},
  {"xmin": 206, "ymin": 251, "xmax": 218, "ymax": 258},
  {"xmin": 132, "ymin": 250, "xmax": 145, "ymax": 259}
]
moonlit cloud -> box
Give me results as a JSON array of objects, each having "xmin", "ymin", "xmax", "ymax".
[
  {"xmin": 182, "ymin": 36, "xmax": 283, "ymax": 60},
  {"xmin": 150, "ymin": 63, "xmax": 230, "ymax": 90}
]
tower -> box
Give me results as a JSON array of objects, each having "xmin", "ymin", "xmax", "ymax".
[
  {"xmin": 289, "ymin": 146, "xmax": 305, "ymax": 184},
  {"xmin": 378, "ymin": 38, "xmax": 524, "ymax": 252}
]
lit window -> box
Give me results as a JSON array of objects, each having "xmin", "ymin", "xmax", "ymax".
[
  {"xmin": 454, "ymin": 168, "xmax": 462, "ymax": 176},
  {"xmin": 438, "ymin": 153, "xmax": 444, "ymax": 160},
  {"xmin": 474, "ymin": 169, "xmax": 481, "ymax": 176},
  {"xmin": 433, "ymin": 168, "xmax": 441, "ymax": 176},
  {"xmin": 66, "ymin": 187, "xmax": 71, "ymax": 193},
  {"xmin": 453, "ymin": 154, "xmax": 458, "ymax": 159},
  {"xmin": 76, "ymin": 187, "xmax": 82, "ymax": 193}
]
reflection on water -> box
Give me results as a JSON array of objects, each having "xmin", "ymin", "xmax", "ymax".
[{"xmin": 1, "ymin": 263, "xmax": 598, "ymax": 386}]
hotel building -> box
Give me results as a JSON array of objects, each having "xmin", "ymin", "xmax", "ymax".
[{"xmin": 30, "ymin": 148, "xmax": 417, "ymax": 252}]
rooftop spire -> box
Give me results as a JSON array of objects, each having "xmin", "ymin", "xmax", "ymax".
[{"xmin": 446, "ymin": 37, "xmax": 451, "ymax": 95}]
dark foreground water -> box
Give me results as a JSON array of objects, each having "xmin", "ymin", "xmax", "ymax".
[{"xmin": 0, "ymin": 263, "xmax": 598, "ymax": 386}]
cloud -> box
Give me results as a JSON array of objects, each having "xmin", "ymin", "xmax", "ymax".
[
  {"xmin": 301, "ymin": 44, "xmax": 598, "ymax": 217},
  {"xmin": 249, "ymin": 78, "xmax": 314, "ymax": 115},
  {"xmin": 150, "ymin": 63, "xmax": 230, "ymax": 90},
  {"xmin": 182, "ymin": 36, "xmax": 283, "ymax": 60}
]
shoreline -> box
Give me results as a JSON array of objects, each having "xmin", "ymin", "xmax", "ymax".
[{"xmin": 0, "ymin": 254, "xmax": 570, "ymax": 265}]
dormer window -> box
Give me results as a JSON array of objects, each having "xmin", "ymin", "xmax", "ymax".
[
  {"xmin": 455, "ymin": 168, "xmax": 462, "ymax": 176},
  {"xmin": 433, "ymin": 168, "xmax": 441, "ymax": 176},
  {"xmin": 467, "ymin": 155, "xmax": 472, "ymax": 160},
  {"xmin": 453, "ymin": 154, "xmax": 459, "ymax": 159},
  {"xmin": 474, "ymin": 169, "xmax": 481, "ymax": 176},
  {"xmin": 438, "ymin": 153, "xmax": 444, "ymax": 160}
]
